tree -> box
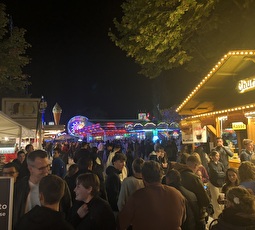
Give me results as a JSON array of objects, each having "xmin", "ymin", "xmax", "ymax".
[
  {"xmin": 109, "ymin": 0, "xmax": 255, "ymax": 78},
  {"xmin": 0, "ymin": 3, "xmax": 31, "ymax": 97}
]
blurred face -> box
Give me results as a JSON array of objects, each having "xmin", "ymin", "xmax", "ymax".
[
  {"xmin": 18, "ymin": 153, "xmax": 26, "ymax": 163},
  {"xmin": 28, "ymin": 157, "xmax": 50, "ymax": 182},
  {"xmin": 246, "ymin": 142, "xmax": 254, "ymax": 152},
  {"xmin": 228, "ymin": 171, "xmax": 238, "ymax": 184},
  {"xmin": 113, "ymin": 160, "xmax": 125, "ymax": 171},
  {"xmin": 3, "ymin": 167, "xmax": 19, "ymax": 182},
  {"xmin": 212, "ymin": 152, "xmax": 220, "ymax": 162},
  {"xmin": 74, "ymin": 183, "xmax": 92, "ymax": 202},
  {"xmin": 216, "ymin": 139, "xmax": 223, "ymax": 147},
  {"xmin": 53, "ymin": 151, "xmax": 60, "ymax": 158}
]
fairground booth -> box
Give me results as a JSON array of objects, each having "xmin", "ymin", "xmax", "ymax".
[{"xmin": 176, "ymin": 50, "xmax": 255, "ymax": 167}]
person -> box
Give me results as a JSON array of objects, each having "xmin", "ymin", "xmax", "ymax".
[
  {"xmin": 105, "ymin": 144, "xmax": 128, "ymax": 182},
  {"xmin": 12, "ymin": 150, "xmax": 26, "ymax": 173},
  {"xmin": 14, "ymin": 174, "xmax": 74, "ymax": 230},
  {"xmin": 221, "ymin": 167, "xmax": 239, "ymax": 195},
  {"xmin": 173, "ymin": 155, "xmax": 211, "ymax": 230},
  {"xmin": 213, "ymin": 137, "xmax": 233, "ymax": 169},
  {"xmin": 208, "ymin": 150, "xmax": 226, "ymax": 219},
  {"xmin": 118, "ymin": 160, "xmax": 186, "ymax": 230},
  {"xmin": 68, "ymin": 173, "xmax": 116, "ymax": 230},
  {"xmin": 117, "ymin": 157, "xmax": 145, "ymax": 211},
  {"xmin": 105, "ymin": 153, "xmax": 127, "ymax": 214},
  {"xmin": 16, "ymin": 144, "xmax": 34, "ymax": 179},
  {"xmin": 239, "ymin": 139, "xmax": 254, "ymax": 163},
  {"xmin": 2, "ymin": 162, "xmax": 19, "ymax": 182},
  {"xmin": 165, "ymin": 169, "xmax": 200, "ymax": 230},
  {"xmin": 13, "ymin": 149, "xmax": 72, "ymax": 226},
  {"xmin": 149, "ymin": 146, "xmax": 168, "ymax": 174},
  {"xmin": 73, "ymin": 142, "xmax": 91, "ymax": 163},
  {"xmin": 210, "ymin": 187, "xmax": 255, "ymax": 230},
  {"xmin": 65, "ymin": 155, "xmax": 94, "ymax": 202},
  {"xmin": 52, "ymin": 147, "xmax": 67, "ymax": 178},
  {"xmin": 0, "ymin": 154, "xmax": 6, "ymax": 175},
  {"xmin": 238, "ymin": 161, "xmax": 255, "ymax": 194},
  {"xmin": 192, "ymin": 152, "xmax": 209, "ymax": 183}
]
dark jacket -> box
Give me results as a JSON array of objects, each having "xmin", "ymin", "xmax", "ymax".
[
  {"xmin": 13, "ymin": 176, "xmax": 72, "ymax": 226},
  {"xmin": 68, "ymin": 197, "xmax": 116, "ymax": 230},
  {"xmin": 208, "ymin": 161, "xmax": 226, "ymax": 187},
  {"xmin": 173, "ymin": 163, "xmax": 210, "ymax": 225},
  {"xmin": 14, "ymin": 205, "xmax": 74, "ymax": 230},
  {"xmin": 213, "ymin": 146, "xmax": 233, "ymax": 169},
  {"xmin": 105, "ymin": 165, "xmax": 122, "ymax": 212},
  {"xmin": 210, "ymin": 207, "xmax": 255, "ymax": 230}
]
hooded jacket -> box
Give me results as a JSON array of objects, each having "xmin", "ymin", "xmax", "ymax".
[{"xmin": 105, "ymin": 165, "xmax": 122, "ymax": 211}]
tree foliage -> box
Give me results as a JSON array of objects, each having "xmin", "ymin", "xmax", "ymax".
[
  {"xmin": 0, "ymin": 3, "xmax": 31, "ymax": 96},
  {"xmin": 109, "ymin": 0, "xmax": 255, "ymax": 78}
]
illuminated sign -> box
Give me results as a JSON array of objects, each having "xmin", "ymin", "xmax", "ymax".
[
  {"xmin": 232, "ymin": 122, "xmax": 246, "ymax": 130},
  {"xmin": 238, "ymin": 77, "xmax": 255, "ymax": 93}
]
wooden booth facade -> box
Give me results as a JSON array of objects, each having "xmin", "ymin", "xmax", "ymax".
[{"xmin": 176, "ymin": 50, "xmax": 255, "ymax": 166}]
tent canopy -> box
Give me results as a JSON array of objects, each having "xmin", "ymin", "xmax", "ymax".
[{"xmin": 0, "ymin": 111, "xmax": 35, "ymax": 138}]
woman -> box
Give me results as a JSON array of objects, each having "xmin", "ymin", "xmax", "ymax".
[
  {"xmin": 238, "ymin": 161, "xmax": 255, "ymax": 194},
  {"xmin": 68, "ymin": 173, "xmax": 116, "ymax": 230},
  {"xmin": 221, "ymin": 167, "xmax": 239, "ymax": 194},
  {"xmin": 210, "ymin": 187, "xmax": 255, "ymax": 229},
  {"xmin": 208, "ymin": 150, "xmax": 226, "ymax": 219}
]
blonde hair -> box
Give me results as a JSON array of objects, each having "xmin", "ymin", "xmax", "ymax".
[
  {"xmin": 238, "ymin": 161, "xmax": 255, "ymax": 182},
  {"xmin": 191, "ymin": 152, "xmax": 202, "ymax": 165}
]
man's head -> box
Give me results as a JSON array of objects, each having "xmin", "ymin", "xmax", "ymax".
[
  {"xmin": 112, "ymin": 153, "xmax": 126, "ymax": 172},
  {"xmin": 142, "ymin": 160, "xmax": 162, "ymax": 184},
  {"xmin": 2, "ymin": 162, "xmax": 19, "ymax": 182},
  {"xmin": 27, "ymin": 150, "xmax": 50, "ymax": 183},
  {"xmin": 132, "ymin": 158, "xmax": 145, "ymax": 174},
  {"xmin": 39, "ymin": 174, "xmax": 65, "ymax": 206},
  {"xmin": 17, "ymin": 150, "xmax": 26, "ymax": 163},
  {"xmin": 243, "ymin": 139, "xmax": 254, "ymax": 152},
  {"xmin": 75, "ymin": 173, "xmax": 100, "ymax": 202},
  {"xmin": 186, "ymin": 155, "xmax": 200, "ymax": 172},
  {"xmin": 216, "ymin": 137, "xmax": 223, "ymax": 147},
  {"xmin": 53, "ymin": 147, "xmax": 61, "ymax": 158},
  {"xmin": 25, "ymin": 144, "xmax": 34, "ymax": 154},
  {"xmin": 165, "ymin": 169, "xmax": 181, "ymax": 187}
]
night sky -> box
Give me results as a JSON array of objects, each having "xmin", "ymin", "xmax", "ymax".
[{"xmin": 1, "ymin": 0, "xmax": 197, "ymax": 125}]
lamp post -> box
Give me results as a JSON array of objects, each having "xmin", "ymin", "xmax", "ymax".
[{"xmin": 36, "ymin": 96, "xmax": 47, "ymax": 149}]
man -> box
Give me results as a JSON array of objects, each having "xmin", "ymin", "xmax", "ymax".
[
  {"xmin": 52, "ymin": 147, "xmax": 66, "ymax": 178},
  {"xmin": 2, "ymin": 162, "xmax": 19, "ymax": 182},
  {"xmin": 173, "ymin": 155, "xmax": 210, "ymax": 230},
  {"xmin": 73, "ymin": 142, "xmax": 91, "ymax": 163},
  {"xmin": 118, "ymin": 160, "xmax": 186, "ymax": 230},
  {"xmin": 213, "ymin": 137, "xmax": 233, "ymax": 169},
  {"xmin": 240, "ymin": 139, "xmax": 254, "ymax": 163},
  {"xmin": 14, "ymin": 174, "xmax": 74, "ymax": 230},
  {"xmin": 117, "ymin": 158, "xmax": 145, "ymax": 211},
  {"xmin": 13, "ymin": 150, "xmax": 72, "ymax": 226},
  {"xmin": 105, "ymin": 153, "xmax": 127, "ymax": 214},
  {"xmin": 15, "ymin": 144, "xmax": 34, "ymax": 180}
]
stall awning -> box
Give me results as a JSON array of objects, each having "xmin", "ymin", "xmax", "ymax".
[
  {"xmin": 177, "ymin": 50, "xmax": 255, "ymax": 116},
  {"xmin": 0, "ymin": 111, "xmax": 35, "ymax": 138}
]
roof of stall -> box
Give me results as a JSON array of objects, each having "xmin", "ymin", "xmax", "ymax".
[
  {"xmin": 0, "ymin": 111, "xmax": 35, "ymax": 138},
  {"xmin": 176, "ymin": 50, "xmax": 255, "ymax": 116}
]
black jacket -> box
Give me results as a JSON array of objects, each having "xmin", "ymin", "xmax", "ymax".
[
  {"xmin": 13, "ymin": 176, "xmax": 72, "ymax": 226},
  {"xmin": 68, "ymin": 197, "xmax": 116, "ymax": 230},
  {"xmin": 14, "ymin": 205, "xmax": 74, "ymax": 230},
  {"xmin": 105, "ymin": 165, "xmax": 122, "ymax": 212}
]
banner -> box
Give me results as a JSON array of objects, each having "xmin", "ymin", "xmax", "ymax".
[{"xmin": 0, "ymin": 177, "xmax": 14, "ymax": 230}]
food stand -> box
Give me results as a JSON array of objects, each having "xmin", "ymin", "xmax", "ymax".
[{"xmin": 176, "ymin": 50, "xmax": 255, "ymax": 168}]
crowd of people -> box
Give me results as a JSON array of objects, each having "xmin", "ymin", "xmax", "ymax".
[{"xmin": 1, "ymin": 136, "xmax": 255, "ymax": 230}]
